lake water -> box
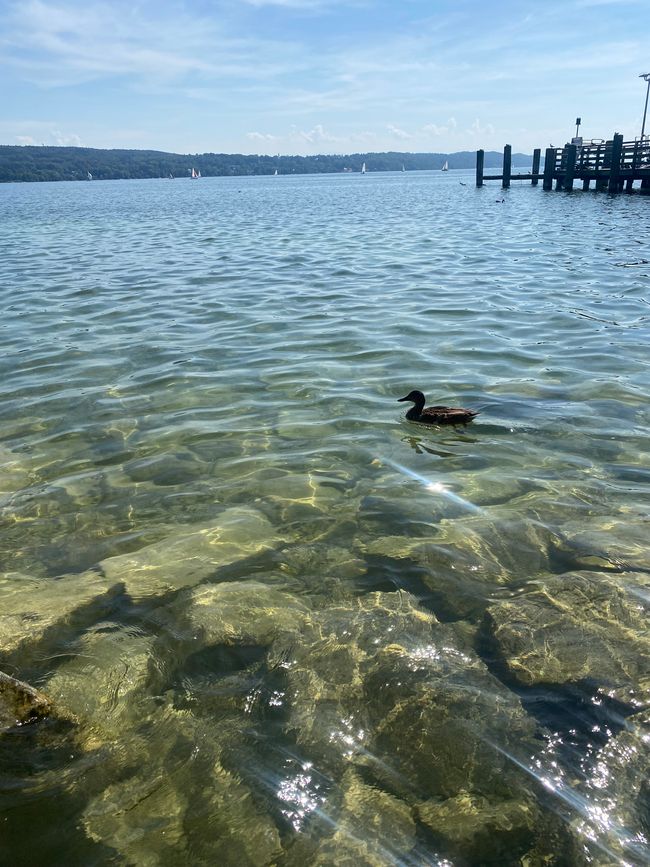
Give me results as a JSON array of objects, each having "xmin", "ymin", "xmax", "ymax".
[{"xmin": 1, "ymin": 172, "xmax": 649, "ymax": 865}]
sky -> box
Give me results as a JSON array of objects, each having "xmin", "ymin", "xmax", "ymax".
[{"xmin": 0, "ymin": 0, "xmax": 648, "ymax": 156}]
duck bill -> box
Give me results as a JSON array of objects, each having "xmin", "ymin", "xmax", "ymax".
[{"xmin": 397, "ymin": 396, "xmax": 409, "ymax": 402}]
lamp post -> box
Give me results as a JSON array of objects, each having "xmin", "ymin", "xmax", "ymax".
[{"xmin": 641, "ymin": 73, "xmax": 650, "ymax": 141}]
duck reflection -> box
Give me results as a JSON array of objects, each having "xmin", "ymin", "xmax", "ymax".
[{"xmin": 403, "ymin": 435, "xmax": 455, "ymax": 458}]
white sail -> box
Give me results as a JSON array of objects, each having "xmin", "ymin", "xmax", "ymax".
[
  {"xmin": 274, "ymin": 169, "xmax": 278, "ymax": 176},
  {"xmin": 361, "ymin": 162, "xmax": 366, "ymax": 174},
  {"xmin": 87, "ymin": 171, "xmax": 93, "ymax": 180},
  {"xmin": 441, "ymin": 160, "xmax": 448, "ymax": 171}
]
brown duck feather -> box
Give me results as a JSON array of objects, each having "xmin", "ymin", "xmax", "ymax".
[{"xmin": 397, "ymin": 390, "xmax": 478, "ymax": 425}]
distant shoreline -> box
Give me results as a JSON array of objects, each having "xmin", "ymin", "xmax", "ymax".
[{"xmin": 0, "ymin": 144, "xmax": 532, "ymax": 184}]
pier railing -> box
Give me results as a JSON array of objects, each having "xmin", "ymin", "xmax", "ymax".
[{"xmin": 476, "ymin": 134, "xmax": 650, "ymax": 195}]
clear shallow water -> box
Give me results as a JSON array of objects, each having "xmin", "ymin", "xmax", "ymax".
[{"xmin": 0, "ymin": 172, "xmax": 649, "ymax": 865}]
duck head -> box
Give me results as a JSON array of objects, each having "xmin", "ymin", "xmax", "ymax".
[{"xmin": 397, "ymin": 390, "xmax": 425, "ymax": 405}]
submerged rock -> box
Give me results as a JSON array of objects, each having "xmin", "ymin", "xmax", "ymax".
[
  {"xmin": 83, "ymin": 770, "xmax": 189, "ymax": 865},
  {"xmin": 555, "ymin": 518, "xmax": 650, "ymax": 573},
  {"xmin": 0, "ymin": 669, "xmax": 51, "ymax": 731},
  {"xmin": 0, "ymin": 571, "xmax": 118, "ymax": 660},
  {"xmin": 0, "ymin": 444, "xmax": 33, "ymax": 499},
  {"xmin": 360, "ymin": 512, "xmax": 556, "ymax": 622},
  {"xmin": 182, "ymin": 580, "xmax": 311, "ymax": 647},
  {"xmin": 186, "ymin": 758, "xmax": 282, "ymax": 865},
  {"xmin": 416, "ymin": 791, "xmax": 536, "ymax": 865},
  {"xmin": 367, "ymin": 644, "xmax": 535, "ymax": 801},
  {"xmin": 484, "ymin": 571, "xmax": 650, "ymax": 706},
  {"xmin": 45, "ymin": 628, "xmax": 154, "ymax": 742},
  {"xmin": 274, "ymin": 542, "xmax": 366, "ymax": 597},
  {"xmin": 124, "ymin": 451, "xmax": 205, "ymax": 486},
  {"xmin": 572, "ymin": 710, "xmax": 650, "ymax": 864},
  {"xmin": 99, "ymin": 506, "xmax": 279, "ymax": 598},
  {"xmin": 275, "ymin": 590, "xmax": 537, "ymax": 810},
  {"xmin": 429, "ymin": 512, "xmax": 555, "ymax": 585},
  {"xmin": 277, "ymin": 591, "xmax": 436, "ymax": 767},
  {"xmin": 312, "ymin": 769, "xmax": 416, "ymax": 866},
  {"xmin": 82, "ymin": 709, "xmax": 282, "ymax": 866}
]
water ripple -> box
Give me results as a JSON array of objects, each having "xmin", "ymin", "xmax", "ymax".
[{"xmin": 1, "ymin": 172, "xmax": 649, "ymax": 865}]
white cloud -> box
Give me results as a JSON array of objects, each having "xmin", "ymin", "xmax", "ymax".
[
  {"xmin": 387, "ymin": 124, "xmax": 411, "ymax": 140},
  {"xmin": 0, "ymin": 120, "xmax": 85, "ymax": 146},
  {"xmin": 296, "ymin": 123, "xmax": 341, "ymax": 144},
  {"xmin": 50, "ymin": 129, "xmax": 83, "ymax": 146},
  {"xmin": 423, "ymin": 117, "xmax": 457, "ymax": 136},
  {"xmin": 466, "ymin": 118, "xmax": 495, "ymax": 137},
  {"xmin": 247, "ymin": 131, "xmax": 279, "ymax": 142},
  {"xmin": 242, "ymin": 124, "xmax": 344, "ymax": 153}
]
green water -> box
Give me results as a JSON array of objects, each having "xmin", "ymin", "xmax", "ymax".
[{"xmin": 1, "ymin": 172, "xmax": 649, "ymax": 865}]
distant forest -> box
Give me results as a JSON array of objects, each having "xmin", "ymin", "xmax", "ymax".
[{"xmin": 0, "ymin": 145, "xmax": 532, "ymax": 183}]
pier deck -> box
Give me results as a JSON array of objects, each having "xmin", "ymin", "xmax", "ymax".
[{"xmin": 476, "ymin": 135, "xmax": 650, "ymax": 194}]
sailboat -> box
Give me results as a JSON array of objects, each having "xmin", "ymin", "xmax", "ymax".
[
  {"xmin": 401, "ymin": 164, "xmax": 405, "ymax": 172},
  {"xmin": 361, "ymin": 162, "xmax": 366, "ymax": 174},
  {"xmin": 87, "ymin": 171, "xmax": 93, "ymax": 180},
  {"xmin": 190, "ymin": 167, "xmax": 201, "ymax": 179},
  {"xmin": 274, "ymin": 168, "xmax": 278, "ymax": 176},
  {"xmin": 441, "ymin": 160, "xmax": 449, "ymax": 172}
]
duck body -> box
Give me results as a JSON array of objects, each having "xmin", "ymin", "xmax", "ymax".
[{"xmin": 398, "ymin": 389, "xmax": 478, "ymax": 426}]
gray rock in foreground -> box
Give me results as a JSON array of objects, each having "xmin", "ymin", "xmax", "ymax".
[{"xmin": 0, "ymin": 669, "xmax": 51, "ymax": 731}]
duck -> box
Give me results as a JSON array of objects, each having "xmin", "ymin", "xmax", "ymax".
[{"xmin": 397, "ymin": 389, "xmax": 478, "ymax": 425}]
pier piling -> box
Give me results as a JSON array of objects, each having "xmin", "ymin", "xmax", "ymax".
[
  {"xmin": 543, "ymin": 148, "xmax": 555, "ymax": 190},
  {"xmin": 531, "ymin": 149, "xmax": 541, "ymax": 185},
  {"xmin": 476, "ymin": 149, "xmax": 484, "ymax": 187},
  {"xmin": 563, "ymin": 144, "xmax": 577, "ymax": 191},
  {"xmin": 607, "ymin": 134, "xmax": 624, "ymax": 195},
  {"xmin": 502, "ymin": 145, "xmax": 512, "ymax": 189},
  {"xmin": 595, "ymin": 140, "xmax": 612, "ymax": 191}
]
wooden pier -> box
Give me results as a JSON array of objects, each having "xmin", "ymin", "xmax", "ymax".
[{"xmin": 476, "ymin": 134, "xmax": 650, "ymax": 194}]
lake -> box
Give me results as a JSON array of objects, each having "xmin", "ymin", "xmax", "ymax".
[{"xmin": 1, "ymin": 171, "xmax": 649, "ymax": 865}]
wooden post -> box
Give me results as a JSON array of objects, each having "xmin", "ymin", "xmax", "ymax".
[
  {"xmin": 582, "ymin": 178, "xmax": 590, "ymax": 191},
  {"xmin": 476, "ymin": 149, "xmax": 484, "ymax": 187},
  {"xmin": 625, "ymin": 178, "xmax": 634, "ymax": 193},
  {"xmin": 596, "ymin": 140, "xmax": 611, "ymax": 191},
  {"xmin": 543, "ymin": 148, "xmax": 555, "ymax": 190},
  {"xmin": 564, "ymin": 144, "xmax": 577, "ymax": 191},
  {"xmin": 555, "ymin": 146, "xmax": 568, "ymax": 190},
  {"xmin": 607, "ymin": 133, "xmax": 624, "ymax": 195},
  {"xmin": 640, "ymin": 178, "xmax": 650, "ymax": 195},
  {"xmin": 531, "ymin": 148, "xmax": 541, "ymax": 185},
  {"xmin": 502, "ymin": 144, "xmax": 512, "ymax": 189}
]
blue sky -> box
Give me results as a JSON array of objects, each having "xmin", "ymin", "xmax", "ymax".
[{"xmin": 0, "ymin": 0, "xmax": 648, "ymax": 155}]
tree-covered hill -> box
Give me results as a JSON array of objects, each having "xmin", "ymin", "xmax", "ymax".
[{"xmin": 0, "ymin": 145, "xmax": 532, "ymax": 183}]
